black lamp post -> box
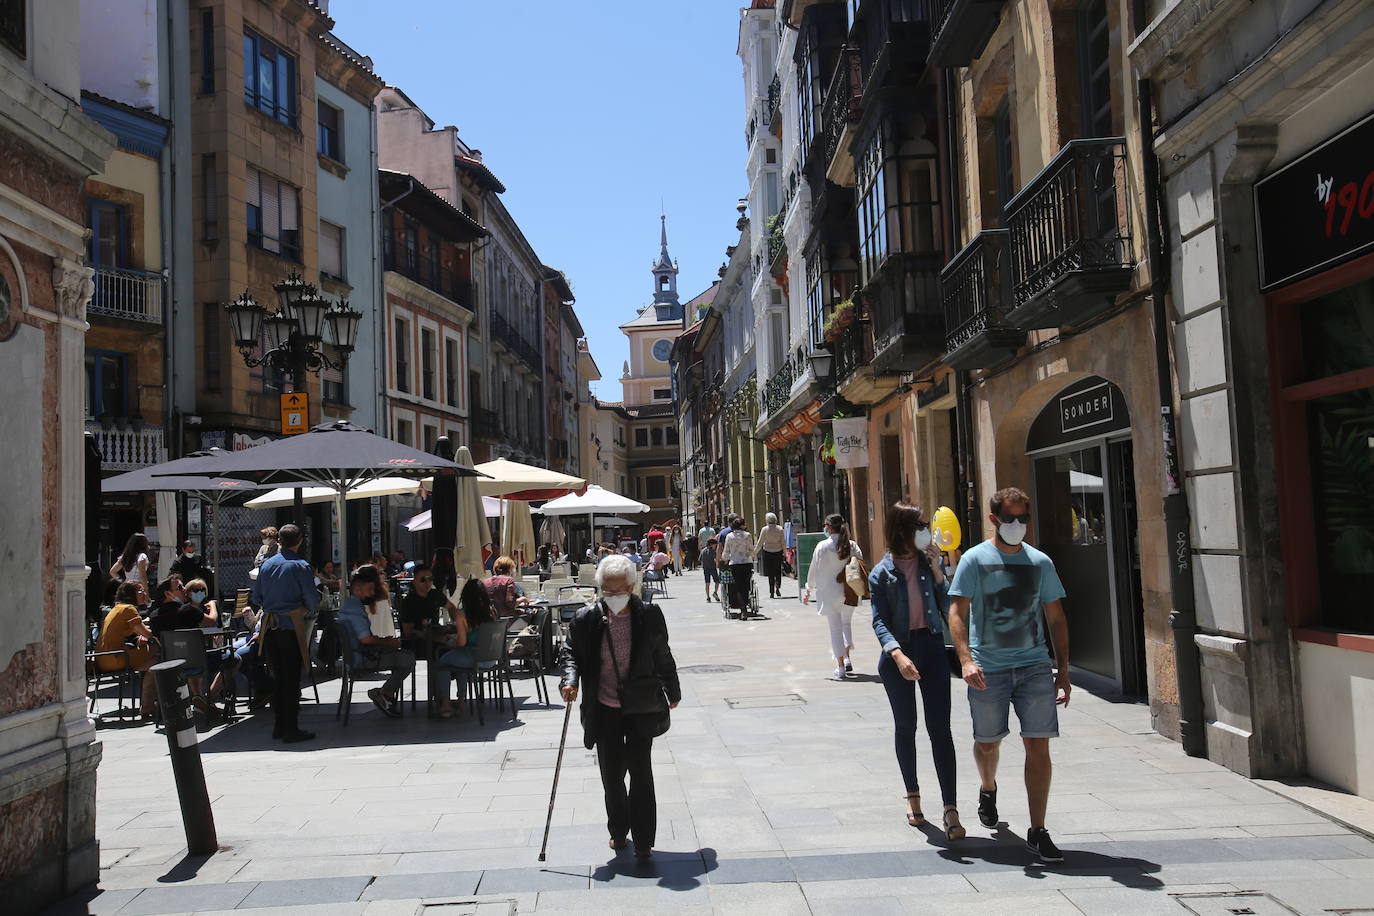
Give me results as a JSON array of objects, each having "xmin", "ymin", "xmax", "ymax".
[{"xmin": 224, "ymin": 273, "xmax": 364, "ymax": 532}]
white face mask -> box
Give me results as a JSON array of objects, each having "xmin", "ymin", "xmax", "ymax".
[
  {"xmin": 998, "ymin": 520, "xmax": 1028, "ymax": 546},
  {"xmin": 914, "ymin": 529, "xmax": 933, "ymax": 550},
  {"xmin": 603, "ymin": 594, "xmax": 631, "ymax": 614}
]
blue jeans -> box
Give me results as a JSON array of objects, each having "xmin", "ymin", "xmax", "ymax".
[
  {"xmin": 434, "ymin": 646, "xmax": 475, "ymax": 701},
  {"xmin": 967, "ymin": 661, "xmax": 1059, "ymax": 742},
  {"xmin": 877, "ymin": 628, "xmax": 957, "ymax": 806}
]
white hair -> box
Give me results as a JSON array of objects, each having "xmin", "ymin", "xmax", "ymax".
[
  {"xmin": 765, "ymin": 512, "xmax": 777, "ymax": 524},
  {"xmin": 595, "ymin": 553, "xmax": 639, "ymax": 589}
]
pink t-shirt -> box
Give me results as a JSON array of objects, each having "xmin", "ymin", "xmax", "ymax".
[{"xmin": 892, "ymin": 556, "xmax": 928, "ymax": 633}]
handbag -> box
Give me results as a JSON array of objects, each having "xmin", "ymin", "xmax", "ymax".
[
  {"xmin": 602, "ymin": 610, "xmax": 671, "ymax": 738},
  {"xmin": 839, "ymin": 553, "xmax": 870, "ymax": 606}
]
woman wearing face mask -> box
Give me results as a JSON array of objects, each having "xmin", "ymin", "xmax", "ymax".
[
  {"xmin": 185, "ymin": 578, "xmax": 240, "ymax": 716},
  {"xmin": 869, "ymin": 503, "xmax": 963, "ymax": 840},
  {"xmin": 803, "ymin": 513, "xmax": 864, "ymax": 680}
]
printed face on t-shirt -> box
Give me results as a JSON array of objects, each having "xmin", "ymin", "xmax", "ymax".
[{"xmin": 978, "ymin": 563, "xmax": 1042, "ymax": 651}]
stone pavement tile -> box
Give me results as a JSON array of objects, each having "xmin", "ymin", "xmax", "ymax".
[
  {"xmin": 773, "ymin": 822, "xmax": 923, "ymax": 851},
  {"xmin": 1255, "ymin": 878, "xmax": 1374, "ymax": 915},
  {"xmin": 391, "ymin": 847, "xmax": 554, "ymax": 873},
  {"xmin": 113, "ymin": 881, "xmax": 256, "ymax": 915},
  {"xmin": 435, "ymin": 810, "xmax": 572, "ymax": 832},
  {"xmin": 1063, "ymin": 885, "xmax": 1233, "ymax": 915},
  {"xmin": 916, "ymin": 889, "xmax": 1083, "ymax": 915},
  {"xmin": 296, "ymin": 815, "xmax": 438, "ymax": 837},
  {"xmin": 476, "ymin": 864, "xmax": 591, "ymax": 893},
  {"xmin": 590, "ymin": 856, "xmax": 707, "ymax": 890},
  {"xmin": 1176, "ymin": 803, "xmax": 1327, "ymax": 828},
  {"xmin": 230, "ymin": 835, "xmax": 387, "ymax": 858},
  {"xmin": 360, "ymin": 900, "xmax": 423, "ymax": 916},
  {"xmin": 379, "ymin": 828, "xmax": 532, "ymax": 853},
  {"xmin": 39, "ymin": 886, "xmax": 142, "ymax": 916},
  {"xmin": 764, "ymin": 807, "xmax": 841, "ymax": 828},
  {"xmin": 707, "ymin": 881, "xmax": 812, "ymax": 915},
  {"xmin": 107, "ymin": 845, "xmax": 187, "ymax": 868},
  {"xmin": 691, "ymin": 813, "xmax": 782, "ymax": 853},
  {"xmin": 231, "ymin": 853, "xmax": 400, "ymax": 881},
  {"xmin": 100, "ymin": 848, "xmax": 133, "ymax": 868},
  {"xmin": 1318, "ymin": 857, "xmax": 1374, "ymax": 878},
  {"xmin": 96, "ymin": 857, "xmax": 249, "ymax": 890},
  {"xmin": 235, "ymin": 875, "xmax": 372, "ymax": 908},
  {"xmin": 965, "ymin": 866, "xmax": 1160, "ymax": 893},
  {"xmin": 1095, "ymin": 788, "xmax": 1236, "ymax": 810},
  {"xmin": 1048, "ymin": 809, "xmax": 1188, "ymax": 834},
  {"xmin": 1101, "ymin": 826, "xmax": 1250, "ymax": 842},
  {"xmin": 1150, "ymin": 858, "xmax": 1342, "ymax": 885},
  {"xmin": 1332, "ymin": 832, "xmax": 1374, "ymax": 855},
  {"xmin": 359, "ymin": 796, "xmax": 492, "ymax": 816},
  {"xmin": 809, "ymin": 895, "xmax": 908, "ymax": 916},
  {"xmin": 1094, "ymin": 837, "xmax": 1243, "ymax": 866},
  {"xmin": 799, "ymin": 874, "xmax": 974, "ymax": 900},
  {"xmin": 361, "ymin": 870, "xmax": 485, "ymax": 899},
  {"xmin": 191, "ymin": 905, "xmax": 368, "ymax": 915},
  {"xmin": 1242, "ymin": 822, "xmax": 1355, "ymax": 837},
  {"xmin": 789, "ymin": 849, "xmax": 919, "ymax": 882},
  {"xmin": 698, "ymin": 853, "xmax": 796, "ymax": 886},
  {"xmin": 1218, "ymin": 835, "xmax": 1372, "ymax": 861},
  {"xmin": 533, "ymin": 889, "xmax": 712, "ymax": 914}
]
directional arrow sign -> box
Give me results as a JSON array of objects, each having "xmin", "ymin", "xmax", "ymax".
[{"xmin": 279, "ymin": 391, "xmax": 309, "ymax": 435}]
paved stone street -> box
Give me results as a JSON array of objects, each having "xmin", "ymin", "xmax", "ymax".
[{"xmin": 51, "ymin": 576, "xmax": 1374, "ymax": 915}]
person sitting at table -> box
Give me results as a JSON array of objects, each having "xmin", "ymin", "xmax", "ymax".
[
  {"xmin": 148, "ymin": 576, "xmax": 215, "ymax": 639},
  {"xmin": 338, "ymin": 564, "xmax": 415, "ymax": 719},
  {"xmin": 400, "ymin": 563, "xmax": 457, "ymax": 639},
  {"xmin": 184, "ymin": 577, "xmax": 240, "ymax": 714},
  {"xmin": 388, "ymin": 550, "xmax": 407, "ymax": 578},
  {"xmin": 317, "ymin": 560, "xmax": 342, "ymax": 594},
  {"xmin": 232, "ymin": 607, "xmax": 273, "ymax": 711},
  {"xmin": 96, "ymin": 580, "xmax": 158, "ymax": 717},
  {"xmin": 643, "ymin": 540, "xmax": 671, "ymax": 580},
  {"xmin": 484, "ymin": 556, "xmax": 529, "ymax": 617},
  {"xmin": 621, "ymin": 544, "xmax": 643, "ymax": 566},
  {"xmin": 433, "ymin": 578, "xmax": 497, "ymax": 718}
]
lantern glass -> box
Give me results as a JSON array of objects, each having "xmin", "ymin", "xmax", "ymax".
[
  {"xmin": 737, "ymin": 415, "xmax": 752, "ymax": 435},
  {"xmin": 265, "ymin": 313, "xmax": 295, "ymax": 351},
  {"xmin": 326, "ymin": 301, "xmax": 362, "ymax": 353},
  {"xmin": 293, "ymin": 294, "xmax": 329, "ymax": 343},
  {"xmin": 272, "ymin": 272, "xmax": 312, "ymax": 313},
  {"xmin": 225, "ymin": 293, "xmax": 264, "ymax": 349},
  {"xmin": 808, "ymin": 350, "xmax": 834, "ymax": 381}
]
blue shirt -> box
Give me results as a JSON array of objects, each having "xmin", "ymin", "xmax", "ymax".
[
  {"xmin": 337, "ymin": 594, "xmax": 375, "ymax": 654},
  {"xmin": 948, "ymin": 539, "xmax": 1066, "ymax": 672},
  {"xmin": 250, "ymin": 548, "xmax": 317, "ymax": 625}
]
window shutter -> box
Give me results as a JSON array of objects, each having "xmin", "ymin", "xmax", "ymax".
[
  {"xmin": 262, "ymin": 176, "xmax": 280, "ymax": 251},
  {"xmin": 279, "ymin": 182, "xmax": 298, "ymax": 231},
  {"xmin": 246, "ymin": 166, "xmax": 261, "ymax": 206},
  {"xmin": 320, "ymin": 222, "xmax": 341, "ymax": 277}
]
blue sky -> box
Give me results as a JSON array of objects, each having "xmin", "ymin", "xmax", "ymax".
[{"xmin": 332, "ymin": 0, "xmax": 749, "ymax": 399}]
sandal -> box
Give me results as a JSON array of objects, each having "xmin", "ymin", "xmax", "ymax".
[
  {"xmin": 943, "ymin": 805, "xmax": 966, "ymax": 841},
  {"xmin": 905, "ymin": 793, "xmax": 925, "ymax": 827}
]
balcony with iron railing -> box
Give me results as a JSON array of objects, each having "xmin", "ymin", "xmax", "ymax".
[
  {"xmin": 86, "ymin": 421, "xmax": 166, "ymax": 471},
  {"xmin": 86, "ymin": 264, "xmax": 165, "ymax": 324},
  {"xmin": 759, "ymin": 352, "xmax": 799, "ymax": 419},
  {"xmin": 766, "ymin": 74, "xmax": 782, "ymax": 136},
  {"xmin": 865, "ymin": 251, "xmax": 945, "ymax": 374},
  {"xmin": 489, "ymin": 309, "xmax": 543, "ymax": 372},
  {"xmin": 941, "ymin": 229, "xmax": 1026, "ymax": 370},
  {"xmin": 821, "ymin": 47, "xmax": 864, "ymax": 188},
  {"xmin": 383, "ymin": 242, "xmax": 474, "ymax": 310},
  {"xmin": 849, "ymin": 0, "xmax": 932, "ymax": 101},
  {"xmin": 1005, "ymin": 138, "xmax": 1135, "ymax": 330},
  {"xmin": 928, "ymin": 0, "xmax": 1005, "ymax": 67}
]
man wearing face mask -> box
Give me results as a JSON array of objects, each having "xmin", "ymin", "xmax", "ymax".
[
  {"xmin": 559, "ymin": 553, "xmax": 681, "ymax": 861},
  {"xmin": 947, "ymin": 487, "xmax": 1071, "ymax": 864}
]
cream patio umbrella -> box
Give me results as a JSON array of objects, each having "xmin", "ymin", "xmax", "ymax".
[
  {"xmin": 243, "ymin": 476, "xmax": 422, "ymax": 509},
  {"xmin": 453, "ymin": 445, "xmax": 489, "ymax": 580},
  {"xmin": 500, "ymin": 498, "xmax": 537, "ymax": 567},
  {"xmin": 475, "ymin": 458, "xmax": 584, "ymax": 499},
  {"xmin": 537, "ymin": 484, "xmax": 650, "ymax": 557}
]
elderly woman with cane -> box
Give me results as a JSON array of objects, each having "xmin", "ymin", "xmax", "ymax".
[{"xmin": 558, "ymin": 554, "xmax": 681, "ymax": 860}]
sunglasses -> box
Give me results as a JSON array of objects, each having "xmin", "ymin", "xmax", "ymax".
[
  {"xmin": 998, "ymin": 513, "xmax": 1032, "ymax": 525},
  {"xmin": 416, "ymin": 577, "xmax": 432, "ymax": 583}
]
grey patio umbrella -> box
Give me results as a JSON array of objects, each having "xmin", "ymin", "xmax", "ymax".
[
  {"xmin": 102, "ymin": 448, "xmax": 274, "ymax": 590},
  {"xmin": 157, "ymin": 421, "xmax": 483, "ymax": 579}
]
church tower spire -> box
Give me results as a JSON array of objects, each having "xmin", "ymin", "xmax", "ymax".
[{"xmin": 651, "ymin": 213, "xmax": 680, "ymax": 317}]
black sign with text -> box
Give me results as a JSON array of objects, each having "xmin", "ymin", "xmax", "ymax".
[{"xmin": 1255, "ymin": 112, "xmax": 1374, "ymax": 291}]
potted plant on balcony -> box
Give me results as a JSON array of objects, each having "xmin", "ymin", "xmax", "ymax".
[{"xmin": 823, "ymin": 300, "xmax": 856, "ymax": 344}]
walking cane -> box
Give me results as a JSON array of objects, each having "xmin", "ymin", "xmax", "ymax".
[{"xmin": 538, "ymin": 699, "xmax": 575, "ymax": 862}]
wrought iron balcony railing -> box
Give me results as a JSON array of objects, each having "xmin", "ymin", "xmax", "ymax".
[
  {"xmin": 928, "ymin": 0, "xmax": 1005, "ymax": 67},
  {"xmin": 821, "ymin": 47, "xmax": 863, "ymax": 174},
  {"xmin": 866, "ymin": 251, "xmax": 945, "ymax": 373},
  {"xmin": 489, "ymin": 309, "xmax": 542, "ymax": 371},
  {"xmin": 833, "ymin": 317, "xmax": 868, "ymax": 386},
  {"xmin": 86, "ymin": 264, "xmax": 164, "ymax": 323},
  {"xmin": 383, "ymin": 242, "xmax": 473, "ymax": 309},
  {"xmin": 766, "ymin": 74, "xmax": 782, "ymax": 133},
  {"xmin": 850, "ymin": 0, "xmax": 932, "ymax": 97},
  {"xmin": 86, "ymin": 421, "xmax": 166, "ymax": 471},
  {"xmin": 1005, "ymin": 138, "xmax": 1135, "ymax": 328},
  {"xmin": 760, "ymin": 352, "xmax": 799, "ymax": 418},
  {"xmin": 942, "ymin": 229, "xmax": 1026, "ymax": 369}
]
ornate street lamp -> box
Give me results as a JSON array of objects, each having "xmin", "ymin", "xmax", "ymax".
[
  {"xmin": 808, "ymin": 349, "xmax": 834, "ymax": 383},
  {"xmin": 326, "ymin": 299, "xmax": 362, "ymax": 354},
  {"xmin": 225, "ymin": 290, "xmax": 265, "ymax": 353},
  {"xmin": 225, "ymin": 272, "xmax": 357, "ymax": 390}
]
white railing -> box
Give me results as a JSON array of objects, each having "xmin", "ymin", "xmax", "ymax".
[
  {"xmin": 86, "ymin": 264, "xmax": 164, "ymax": 323},
  {"xmin": 86, "ymin": 422, "xmax": 166, "ymax": 470}
]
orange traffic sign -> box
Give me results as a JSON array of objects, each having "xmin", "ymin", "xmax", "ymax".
[{"xmin": 280, "ymin": 391, "xmax": 309, "ymax": 435}]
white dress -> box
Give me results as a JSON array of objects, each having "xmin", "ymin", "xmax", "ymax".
[{"xmin": 806, "ymin": 538, "xmax": 864, "ymax": 661}]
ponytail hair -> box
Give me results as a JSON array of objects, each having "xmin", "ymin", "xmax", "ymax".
[{"xmin": 826, "ymin": 513, "xmax": 852, "ymax": 561}]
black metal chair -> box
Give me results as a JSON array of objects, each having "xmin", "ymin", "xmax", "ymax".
[
  {"xmin": 507, "ymin": 606, "xmax": 551, "ymax": 707},
  {"xmin": 334, "ymin": 622, "xmax": 383, "ymax": 726},
  {"xmin": 468, "ymin": 620, "xmax": 516, "ymax": 725},
  {"xmin": 86, "ymin": 648, "xmax": 140, "ymax": 718}
]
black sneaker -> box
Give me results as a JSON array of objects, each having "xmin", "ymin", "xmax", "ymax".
[
  {"xmin": 369, "ymin": 687, "xmax": 400, "ymax": 718},
  {"xmin": 1026, "ymin": 827, "xmax": 1063, "ymax": 863},
  {"xmin": 978, "ymin": 784, "xmax": 998, "ymax": 827}
]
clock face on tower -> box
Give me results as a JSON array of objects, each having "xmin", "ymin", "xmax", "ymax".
[{"xmin": 652, "ymin": 338, "xmax": 671, "ymax": 362}]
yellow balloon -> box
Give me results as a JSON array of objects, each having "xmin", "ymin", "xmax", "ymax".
[{"xmin": 932, "ymin": 506, "xmax": 961, "ymax": 552}]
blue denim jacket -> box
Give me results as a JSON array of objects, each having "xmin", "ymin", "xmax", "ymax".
[{"xmin": 869, "ymin": 553, "xmax": 949, "ymax": 653}]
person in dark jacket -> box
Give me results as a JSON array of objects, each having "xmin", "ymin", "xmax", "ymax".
[{"xmin": 559, "ymin": 553, "xmax": 681, "ymax": 860}]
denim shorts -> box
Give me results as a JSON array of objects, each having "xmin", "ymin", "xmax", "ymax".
[{"xmin": 967, "ymin": 661, "xmax": 1058, "ymax": 742}]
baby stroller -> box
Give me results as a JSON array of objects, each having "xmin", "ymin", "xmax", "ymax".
[{"xmin": 718, "ymin": 566, "xmax": 734, "ymax": 620}]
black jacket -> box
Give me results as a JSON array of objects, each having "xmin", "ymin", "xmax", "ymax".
[{"xmin": 559, "ymin": 596, "xmax": 681, "ymax": 750}]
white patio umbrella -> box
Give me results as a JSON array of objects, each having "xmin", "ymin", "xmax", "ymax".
[
  {"xmin": 454, "ymin": 445, "xmax": 489, "ymax": 580},
  {"xmin": 501, "ymin": 498, "xmax": 537, "ymax": 566},
  {"xmin": 473, "ymin": 458, "xmax": 584, "ymax": 499},
  {"xmin": 243, "ymin": 475, "xmax": 422, "ymax": 509},
  {"xmin": 405, "ymin": 496, "xmax": 502, "ymax": 531},
  {"xmin": 538, "ymin": 484, "xmax": 650, "ymax": 554}
]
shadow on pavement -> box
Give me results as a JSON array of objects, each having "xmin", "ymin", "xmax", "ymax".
[
  {"xmin": 935, "ymin": 824, "xmax": 1163, "ymax": 888},
  {"xmin": 590, "ymin": 847, "xmax": 719, "ymax": 891}
]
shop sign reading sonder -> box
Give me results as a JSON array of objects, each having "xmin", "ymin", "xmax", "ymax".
[
  {"xmin": 1060, "ymin": 381, "xmax": 1114, "ymax": 435},
  {"xmin": 1255, "ymin": 111, "xmax": 1374, "ymax": 291}
]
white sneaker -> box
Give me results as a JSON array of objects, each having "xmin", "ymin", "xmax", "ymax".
[{"xmin": 827, "ymin": 668, "xmax": 846, "ymax": 681}]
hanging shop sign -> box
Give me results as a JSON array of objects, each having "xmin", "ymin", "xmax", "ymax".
[
  {"xmin": 1028, "ymin": 376, "xmax": 1131, "ymax": 451},
  {"xmin": 831, "ymin": 417, "xmax": 869, "ymax": 469},
  {"xmin": 1255, "ymin": 111, "xmax": 1374, "ymax": 291}
]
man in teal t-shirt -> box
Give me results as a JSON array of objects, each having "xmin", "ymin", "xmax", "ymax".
[{"xmin": 948, "ymin": 486, "xmax": 1070, "ymax": 864}]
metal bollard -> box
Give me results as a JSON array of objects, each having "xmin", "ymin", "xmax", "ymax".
[{"xmin": 150, "ymin": 659, "xmax": 218, "ymax": 855}]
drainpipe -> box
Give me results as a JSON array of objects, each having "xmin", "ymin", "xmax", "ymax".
[{"xmin": 1138, "ymin": 72, "xmax": 1207, "ymax": 758}]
